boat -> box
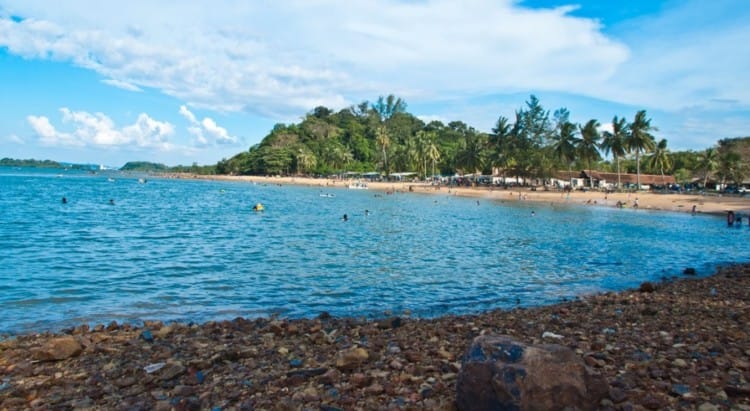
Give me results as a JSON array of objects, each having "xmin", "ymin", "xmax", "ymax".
[
  {"xmin": 348, "ymin": 181, "xmax": 368, "ymax": 190},
  {"xmin": 107, "ymin": 177, "xmax": 115, "ymax": 182},
  {"xmin": 319, "ymin": 193, "xmax": 336, "ymax": 198},
  {"xmin": 138, "ymin": 178, "xmax": 147, "ymax": 184}
]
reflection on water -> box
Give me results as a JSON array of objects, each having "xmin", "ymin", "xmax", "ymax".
[{"xmin": 1, "ymin": 167, "xmax": 747, "ymax": 334}]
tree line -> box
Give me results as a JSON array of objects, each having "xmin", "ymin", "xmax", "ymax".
[{"xmin": 215, "ymin": 94, "xmax": 749, "ymax": 189}]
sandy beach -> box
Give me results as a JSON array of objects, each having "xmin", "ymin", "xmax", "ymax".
[{"xmin": 182, "ymin": 174, "xmax": 750, "ymax": 217}]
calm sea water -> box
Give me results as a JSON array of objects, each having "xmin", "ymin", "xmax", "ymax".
[{"xmin": 1, "ymin": 167, "xmax": 747, "ymax": 334}]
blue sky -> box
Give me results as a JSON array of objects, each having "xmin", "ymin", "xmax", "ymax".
[{"xmin": 1, "ymin": 0, "xmax": 748, "ymax": 167}]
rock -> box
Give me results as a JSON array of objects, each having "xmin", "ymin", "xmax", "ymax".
[
  {"xmin": 683, "ymin": 267, "xmax": 697, "ymax": 275},
  {"xmin": 639, "ymin": 282, "xmax": 656, "ymax": 293},
  {"xmin": 158, "ymin": 361, "xmax": 186, "ymax": 381},
  {"xmin": 334, "ymin": 347, "xmax": 369, "ymax": 370},
  {"xmin": 697, "ymin": 402, "xmax": 719, "ymax": 411},
  {"xmin": 541, "ymin": 331, "xmax": 564, "ymax": 340},
  {"xmin": 672, "ymin": 358, "xmax": 688, "ymax": 368},
  {"xmin": 376, "ymin": 317, "xmax": 402, "ymax": 329},
  {"xmin": 140, "ymin": 330, "xmax": 154, "ymax": 342},
  {"xmin": 32, "ymin": 336, "xmax": 82, "ymax": 361},
  {"xmin": 456, "ymin": 335, "xmax": 607, "ymax": 411}
]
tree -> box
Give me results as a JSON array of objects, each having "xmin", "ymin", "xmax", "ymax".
[
  {"xmin": 601, "ymin": 116, "xmax": 628, "ymax": 189},
  {"xmin": 626, "ymin": 110, "xmax": 657, "ymax": 190},
  {"xmin": 550, "ymin": 120, "xmax": 579, "ymax": 186},
  {"xmin": 456, "ymin": 132, "xmax": 488, "ymax": 176},
  {"xmin": 577, "ymin": 119, "xmax": 602, "ymax": 188},
  {"xmin": 373, "ymin": 95, "xmax": 407, "ymax": 121},
  {"xmin": 647, "ymin": 139, "xmax": 672, "ymax": 188},
  {"xmin": 375, "ymin": 125, "xmax": 391, "ymax": 176},
  {"xmin": 698, "ymin": 148, "xmax": 719, "ymax": 188}
]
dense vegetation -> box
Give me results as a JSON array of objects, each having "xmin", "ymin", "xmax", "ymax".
[
  {"xmin": 0, "ymin": 158, "xmax": 62, "ymax": 168},
  {"xmin": 216, "ymin": 95, "xmax": 750, "ymax": 188}
]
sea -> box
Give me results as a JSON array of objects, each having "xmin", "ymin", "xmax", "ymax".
[{"xmin": 1, "ymin": 166, "xmax": 748, "ymax": 335}]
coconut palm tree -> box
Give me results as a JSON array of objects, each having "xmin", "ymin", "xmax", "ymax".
[
  {"xmin": 648, "ymin": 138, "xmax": 672, "ymax": 189},
  {"xmin": 698, "ymin": 148, "xmax": 719, "ymax": 189},
  {"xmin": 427, "ymin": 139, "xmax": 441, "ymax": 180},
  {"xmin": 577, "ymin": 119, "xmax": 602, "ymax": 188},
  {"xmin": 626, "ymin": 110, "xmax": 657, "ymax": 190},
  {"xmin": 550, "ymin": 120, "xmax": 579, "ymax": 187},
  {"xmin": 375, "ymin": 125, "xmax": 390, "ymax": 177},
  {"xmin": 601, "ymin": 116, "xmax": 628, "ymax": 189}
]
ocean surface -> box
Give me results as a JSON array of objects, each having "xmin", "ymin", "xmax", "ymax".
[{"xmin": 1, "ymin": 167, "xmax": 748, "ymax": 335}]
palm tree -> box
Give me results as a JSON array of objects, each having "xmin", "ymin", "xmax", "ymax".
[
  {"xmin": 375, "ymin": 125, "xmax": 390, "ymax": 177},
  {"xmin": 427, "ymin": 139, "xmax": 441, "ymax": 180},
  {"xmin": 601, "ymin": 116, "xmax": 628, "ymax": 189},
  {"xmin": 550, "ymin": 121, "xmax": 579, "ymax": 187},
  {"xmin": 626, "ymin": 110, "xmax": 657, "ymax": 190},
  {"xmin": 698, "ymin": 148, "xmax": 719, "ymax": 188},
  {"xmin": 577, "ymin": 119, "xmax": 602, "ymax": 188},
  {"xmin": 648, "ymin": 139, "xmax": 672, "ymax": 189},
  {"xmin": 456, "ymin": 133, "xmax": 487, "ymax": 176}
]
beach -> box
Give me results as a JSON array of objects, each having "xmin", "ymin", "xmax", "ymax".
[
  {"xmin": 1, "ymin": 264, "xmax": 748, "ymax": 409},
  {"xmin": 182, "ymin": 174, "xmax": 750, "ymax": 217},
  {"xmin": 2, "ymin": 174, "xmax": 750, "ymax": 409}
]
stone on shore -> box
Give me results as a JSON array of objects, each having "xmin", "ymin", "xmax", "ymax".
[
  {"xmin": 31, "ymin": 336, "xmax": 82, "ymax": 361},
  {"xmin": 456, "ymin": 335, "xmax": 607, "ymax": 411}
]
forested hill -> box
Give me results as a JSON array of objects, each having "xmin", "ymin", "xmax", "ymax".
[
  {"xmin": 0, "ymin": 158, "xmax": 62, "ymax": 168},
  {"xmin": 215, "ymin": 94, "xmax": 749, "ymax": 187}
]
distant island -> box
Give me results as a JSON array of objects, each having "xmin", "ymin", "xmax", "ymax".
[{"xmin": 0, "ymin": 158, "xmax": 62, "ymax": 168}]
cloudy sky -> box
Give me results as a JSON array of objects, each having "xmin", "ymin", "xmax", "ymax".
[{"xmin": 1, "ymin": 0, "xmax": 748, "ymax": 167}]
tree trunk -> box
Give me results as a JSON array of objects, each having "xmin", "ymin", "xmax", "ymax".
[
  {"xmin": 616, "ymin": 156, "xmax": 621, "ymax": 189},
  {"xmin": 635, "ymin": 152, "xmax": 641, "ymax": 190}
]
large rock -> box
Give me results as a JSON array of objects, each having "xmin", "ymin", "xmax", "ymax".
[
  {"xmin": 456, "ymin": 335, "xmax": 607, "ymax": 411},
  {"xmin": 32, "ymin": 336, "xmax": 83, "ymax": 361}
]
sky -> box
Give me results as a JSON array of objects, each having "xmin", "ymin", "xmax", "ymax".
[{"xmin": 0, "ymin": 0, "xmax": 748, "ymax": 167}]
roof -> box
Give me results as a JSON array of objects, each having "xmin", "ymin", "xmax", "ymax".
[{"xmin": 581, "ymin": 170, "xmax": 676, "ymax": 185}]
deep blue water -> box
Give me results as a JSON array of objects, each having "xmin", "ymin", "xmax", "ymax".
[{"xmin": 1, "ymin": 167, "xmax": 748, "ymax": 334}]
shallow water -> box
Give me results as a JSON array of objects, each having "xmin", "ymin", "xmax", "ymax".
[{"xmin": 1, "ymin": 167, "xmax": 747, "ymax": 334}]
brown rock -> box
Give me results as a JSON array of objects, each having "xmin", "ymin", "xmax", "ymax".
[
  {"xmin": 334, "ymin": 347, "xmax": 369, "ymax": 370},
  {"xmin": 456, "ymin": 335, "xmax": 606, "ymax": 411},
  {"xmin": 32, "ymin": 336, "xmax": 82, "ymax": 361}
]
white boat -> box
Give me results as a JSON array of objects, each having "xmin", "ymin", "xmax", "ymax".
[
  {"xmin": 319, "ymin": 193, "xmax": 336, "ymax": 198},
  {"xmin": 348, "ymin": 181, "xmax": 368, "ymax": 190}
]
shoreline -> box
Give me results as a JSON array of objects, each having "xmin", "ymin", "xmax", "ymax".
[
  {"xmin": 174, "ymin": 173, "xmax": 750, "ymax": 218},
  {"xmin": 1, "ymin": 264, "xmax": 748, "ymax": 409}
]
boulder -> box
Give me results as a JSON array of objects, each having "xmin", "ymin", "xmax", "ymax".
[
  {"xmin": 32, "ymin": 336, "xmax": 82, "ymax": 361},
  {"xmin": 456, "ymin": 335, "xmax": 607, "ymax": 411}
]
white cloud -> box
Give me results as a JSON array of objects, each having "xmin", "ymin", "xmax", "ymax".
[
  {"xmin": 101, "ymin": 78, "xmax": 142, "ymax": 92},
  {"xmin": 179, "ymin": 105, "xmax": 238, "ymax": 145},
  {"xmin": 27, "ymin": 108, "xmax": 176, "ymax": 150},
  {"xmin": 0, "ymin": 1, "xmax": 631, "ymax": 118},
  {"xmin": 6, "ymin": 134, "xmax": 25, "ymax": 144}
]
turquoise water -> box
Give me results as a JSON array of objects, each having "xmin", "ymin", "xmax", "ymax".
[{"xmin": 1, "ymin": 167, "xmax": 747, "ymax": 334}]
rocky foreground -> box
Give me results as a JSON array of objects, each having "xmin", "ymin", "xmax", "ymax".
[{"xmin": 1, "ymin": 266, "xmax": 749, "ymax": 411}]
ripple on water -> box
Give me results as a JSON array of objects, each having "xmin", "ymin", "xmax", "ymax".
[{"xmin": 1, "ymin": 168, "xmax": 748, "ymax": 333}]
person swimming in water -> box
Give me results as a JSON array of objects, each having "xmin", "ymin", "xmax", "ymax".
[
  {"xmin": 61, "ymin": 197, "xmax": 67, "ymax": 204},
  {"xmin": 109, "ymin": 199, "xmax": 115, "ymax": 205},
  {"xmin": 342, "ymin": 214, "xmax": 348, "ymax": 221}
]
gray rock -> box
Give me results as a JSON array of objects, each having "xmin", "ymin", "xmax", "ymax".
[{"xmin": 456, "ymin": 335, "xmax": 607, "ymax": 411}]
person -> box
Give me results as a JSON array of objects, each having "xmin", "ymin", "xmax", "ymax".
[
  {"xmin": 531, "ymin": 210, "xmax": 536, "ymax": 216},
  {"xmin": 365, "ymin": 210, "xmax": 370, "ymax": 216},
  {"xmin": 633, "ymin": 198, "xmax": 639, "ymax": 208},
  {"xmin": 109, "ymin": 199, "xmax": 115, "ymax": 205},
  {"xmin": 727, "ymin": 210, "xmax": 735, "ymax": 226},
  {"xmin": 61, "ymin": 197, "xmax": 67, "ymax": 204},
  {"xmin": 691, "ymin": 205, "xmax": 697, "ymax": 215},
  {"xmin": 252, "ymin": 203, "xmax": 264, "ymax": 212},
  {"xmin": 342, "ymin": 214, "xmax": 348, "ymax": 221},
  {"xmin": 736, "ymin": 213, "xmax": 743, "ymax": 227}
]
